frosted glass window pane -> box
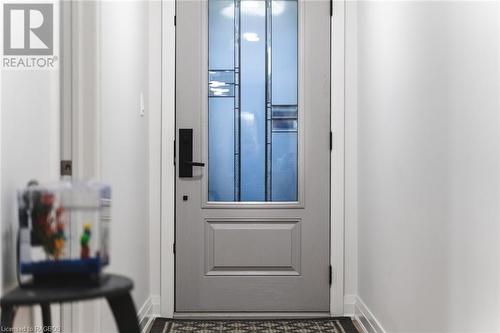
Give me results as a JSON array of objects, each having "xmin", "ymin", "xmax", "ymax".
[
  {"xmin": 209, "ymin": 0, "xmax": 235, "ymax": 70},
  {"xmin": 272, "ymin": 132, "xmax": 297, "ymax": 201},
  {"xmin": 209, "ymin": 98, "xmax": 235, "ymax": 201},
  {"xmin": 271, "ymin": 0, "xmax": 297, "ymax": 105},
  {"xmin": 240, "ymin": 0, "xmax": 266, "ymax": 201}
]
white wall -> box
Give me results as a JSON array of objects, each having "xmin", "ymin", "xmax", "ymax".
[
  {"xmin": 356, "ymin": 1, "xmax": 500, "ymax": 332},
  {"xmin": 148, "ymin": 0, "xmax": 162, "ymax": 315},
  {"xmin": 1, "ymin": 1, "xmax": 154, "ymax": 330},
  {"xmin": 0, "ymin": 70, "xmax": 60, "ymax": 328},
  {"xmin": 344, "ymin": 0, "xmax": 359, "ymax": 313},
  {"xmin": 1, "ymin": 70, "xmax": 60, "ymax": 287},
  {"xmin": 0, "ymin": 0, "xmax": 61, "ymax": 326},
  {"xmin": 67, "ymin": 2, "xmax": 158, "ymax": 329},
  {"xmin": 98, "ymin": 1, "xmax": 151, "ymax": 331}
]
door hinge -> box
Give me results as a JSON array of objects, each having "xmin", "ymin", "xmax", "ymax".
[
  {"xmin": 174, "ymin": 139, "xmax": 176, "ymax": 165},
  {"xmin": 329, "ymin": 131, "xmax": 333, "ymax": 151},
  {"xmin": 174, "ymin": 15, "xmax": 176, "ymax": 26},
  {"xmin": 173, "ymin": 243, "xmax": 176, "ymax": 254},
  {"xmin": 60, "ymin": 160, "xmax": 72, "ymax": 176},
  {"xmin": 330, "ymin": 0, "xmax": 333, "ymax": 17},
  {"xmin": 329, "ymin": 265, "xmax": 332, "ymax": 285}
]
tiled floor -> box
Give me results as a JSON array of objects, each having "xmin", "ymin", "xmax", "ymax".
[{"xmin": 149, "ymin": 317, "xmax": 362, "ymax": 333}]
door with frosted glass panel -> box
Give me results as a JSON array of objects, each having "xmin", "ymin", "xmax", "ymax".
[{"xmin": 176, "ymin": 0, "xmax": 330, "ymax": 311}]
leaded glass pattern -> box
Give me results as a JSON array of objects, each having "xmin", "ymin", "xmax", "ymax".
[{"xmin": 208, "ymin": 0, "xmax": 298, "ymax": 202}]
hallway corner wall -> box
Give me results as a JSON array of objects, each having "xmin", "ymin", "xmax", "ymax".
[
  {"xmin": 98, "ymin": 1, "xmax": 152, "ymax": 331},
  {"xmin": 356, "ymin": 1, "xmax": 500, "ymax": 332}
]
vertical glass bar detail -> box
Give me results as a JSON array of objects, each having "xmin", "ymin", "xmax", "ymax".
[
  {"xmin": 240, "ymin": 0, "xmax": 266, "ymax": 201},
  {"xmin": 234, "ymin": 0, "xmax": 241, "ymax": 200},
  {"xmin": 265, "ymin": 0, "xmax": 272, "ymax": 201}
]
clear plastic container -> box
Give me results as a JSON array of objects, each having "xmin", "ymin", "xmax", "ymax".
[{"xmin": 17, "ymin": 181, "xmax": 111, "ymax": 284}]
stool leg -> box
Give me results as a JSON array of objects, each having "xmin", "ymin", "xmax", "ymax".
[
  {"xmin": 41, "ymin": 303, "xmax": 51, "ymax": 328},
  {"xmin": 106, "ymin": 293, "xmax": 140, "ymax": 333},
  {"xmin": 1, "ymin": 306, "xmax": 16, "ymax": 330}
]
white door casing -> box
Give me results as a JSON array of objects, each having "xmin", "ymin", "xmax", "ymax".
[{"xmin": 157, "ymin": 0, "xmax": 346, "ymax": 318}]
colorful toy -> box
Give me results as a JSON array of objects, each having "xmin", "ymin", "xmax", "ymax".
[
  {"xmin": 30, "ymin": 192, "xmax": 66, "ymax": 260},
  {"xmin": 17, "ymin": 181, "xmax": 111, "ymax": 285},
  {"xmin": 80, "ymin": 224, "xmax": 92, "ymax": 259}
]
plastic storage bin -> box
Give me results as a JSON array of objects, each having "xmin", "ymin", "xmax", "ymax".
[{"xmin": 17, "ymin": 181, "xmax": 111, "ymax": 285}]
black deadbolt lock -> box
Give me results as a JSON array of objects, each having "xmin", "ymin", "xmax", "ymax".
[{"xmin": 179, "ymin": 129, "xmax": 205, "ymax": 178}]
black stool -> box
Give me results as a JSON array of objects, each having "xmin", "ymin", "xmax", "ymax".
[{"xmin": 0, "ymin": 274, "xmax": 140, "ymax": 333}]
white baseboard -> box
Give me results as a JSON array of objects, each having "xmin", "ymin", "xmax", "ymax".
[
  {"xmin": 354, "ymin": 297, "xmax": 386, "ymax": 333},
  {"xmin": 138, "ymin": 296, "xmax": 158, "ymax": 333},
  {"xmin": 138, "ymin": 296, "xmax": 152, "ymax": 322}
]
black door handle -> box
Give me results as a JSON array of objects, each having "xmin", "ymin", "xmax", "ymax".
[
  {"xmin": 179, "ymin": 129, "xmax": 205, "ymax": 178},
  {"xmin": 184, "ymin": 161, "xmax": 205, "ymax": 167}
]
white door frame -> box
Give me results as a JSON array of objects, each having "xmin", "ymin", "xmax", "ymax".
[
  {"xmin": 159, "ymin": 0, "xmax": 346, "ymax": 317},
  {"xmin": 61, "ymin": 0, "xmax": 103, "ymax": 331}
]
